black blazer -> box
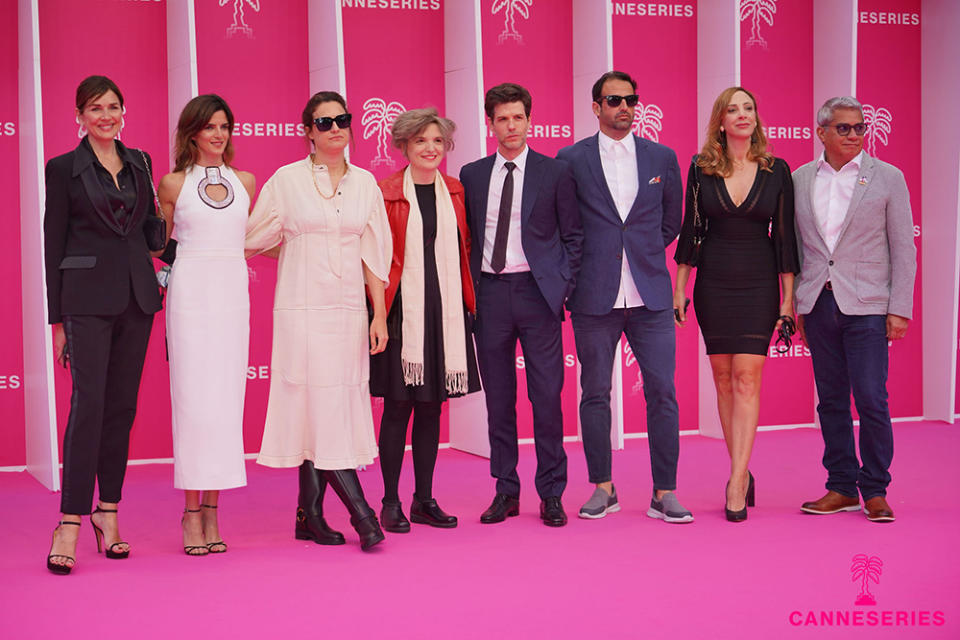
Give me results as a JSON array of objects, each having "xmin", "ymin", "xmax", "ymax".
[
  {"xmin": 459, "ymin": 148, "xmax": 583, "ymax": 318},
  {"xmin": 44, "ymin": 138, "xmax": 163, "ymax": 324}
]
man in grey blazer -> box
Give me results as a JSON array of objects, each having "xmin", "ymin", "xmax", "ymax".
[{"xmin": 793, "ymin": 96, "xmax": 916, "ymax": 523}]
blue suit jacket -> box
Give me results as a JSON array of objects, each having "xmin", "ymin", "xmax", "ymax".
[
  {"xmin": 459, "ymin": 148, "xmax": 583, "ymax": 318},
  {"xmin": 556, "ymin": 134, "xmax": 682, "ymax": 314}
]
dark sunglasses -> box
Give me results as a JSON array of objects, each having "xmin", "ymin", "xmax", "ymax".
[
  {"xmin": 824, "ymin": 122, "xmax": 868, "ymax": 136},
  {"xmin": 313, "ymin": 113, "xmax": 352, "ymax": 132},
  {"xmin": 598, "ymin": 94, "xmax": 639, "ymax": 108}
]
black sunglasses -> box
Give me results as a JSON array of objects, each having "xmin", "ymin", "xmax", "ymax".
[
  {"xmin": 313, "ymin": 113, "xmax": 352, "ymax": 132},
  {"xmin": 598, "ymin": 94, "xmax": 639, "ymax": 108},
  {"xmin": 824, "ymin": 122, "xmax": 868, "ymax": 136}
]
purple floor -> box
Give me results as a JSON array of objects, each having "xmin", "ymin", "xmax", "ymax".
[{"xmin": 2, "ymin": 421, "xmax": 958, "ymax": 639}]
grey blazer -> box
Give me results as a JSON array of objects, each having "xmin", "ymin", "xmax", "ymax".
[{"xmin": 792, "ymin": 152, "xmax": 916, "ymax": 318}]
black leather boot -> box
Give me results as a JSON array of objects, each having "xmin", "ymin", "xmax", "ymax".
[
  {"xmin": 295, "ymin": 461, "xmax": 345, "ymax": 545},
  {"xmin": 380, "ymin": 500, "xmax": 411, "ymax": 533},
  {"xmin": 324, "ymin": 469, "xmax": 385, "ymax": 551},
  {"xmin": 410, "ymin": 495, "xmax": 458, "ymax": 528}
]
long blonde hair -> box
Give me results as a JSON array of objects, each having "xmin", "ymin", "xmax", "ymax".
[{"xmin": 697, "ymin": 86, "xmax": 774, "ymax": 176}]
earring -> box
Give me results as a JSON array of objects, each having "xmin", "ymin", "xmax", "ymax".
[{"xmin": 75, "ymin": 117, "xmax": 87, "ymax": 139}]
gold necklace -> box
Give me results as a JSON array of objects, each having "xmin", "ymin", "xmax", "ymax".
[{"xmin": 310, "ymin": 156, "xmax": 346, "ymax": 200}]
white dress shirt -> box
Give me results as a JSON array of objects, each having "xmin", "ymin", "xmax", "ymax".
[
  {"xmin": 598, "ymin": 131, "xmax": 644, "ymax": 308},
  {"xmin": 482, "ymin": 146, "xmax": 530, "ymax": 273},
  {"xmin": 814, "ymin": 151, "xmax": 863, "ymax": 254}
]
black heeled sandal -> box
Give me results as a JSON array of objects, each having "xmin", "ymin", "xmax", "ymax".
[
  {"xmin": 92, "ymin": 506, "xmax": 130, "ymax": 559},
  {"xmin": 182, "ymin": 508, "xmax": 209, "ymax": 556},
  {"xmin": 47, "ymin": 520, "xmax": 81, "ymax": 575},
  {"xmin": 201, "ymin": 504, "xmax": 227, "ymax": 553}
]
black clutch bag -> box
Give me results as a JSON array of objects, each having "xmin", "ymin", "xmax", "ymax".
[{"xmin": 138, "ymin": 149, "xmax": 167, "ymax": 251}]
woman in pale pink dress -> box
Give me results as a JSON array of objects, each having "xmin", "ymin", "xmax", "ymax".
[
  {"xmin": 158, "ymin": 94, "xmax": 255, "ymax": 555},
  {"xmin": 246, "ymin": 91, "xmax": 391, "ymax": 551}
]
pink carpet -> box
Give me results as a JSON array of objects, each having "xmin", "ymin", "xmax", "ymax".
[{"xmin": 1, "ymin": 421, "xmax": 957, "ymax": 639}]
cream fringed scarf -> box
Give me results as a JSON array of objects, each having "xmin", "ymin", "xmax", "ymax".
[{"xmin": 400, "ymin": 168, "xmax": 468, "ymax": 395}]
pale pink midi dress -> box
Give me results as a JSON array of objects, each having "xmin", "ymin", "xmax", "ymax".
[{"xmin": 245, "ymin": 158, "xmax": 391, "ymax": 469}]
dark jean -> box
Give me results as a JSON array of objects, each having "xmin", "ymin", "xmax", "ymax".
[
  {"xmin": 803, "ymin": 288, "xmax": 893, "ymax": 500},
  {"xmin": 572, "ymin": 306, "xmax": 679, "ymax": 490}
]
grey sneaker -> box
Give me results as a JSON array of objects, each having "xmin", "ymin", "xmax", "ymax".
[
  {"xmin": 647, "ymin": 492, "xmax": 694, "ymax": 524},
  {"xmin": 578, "ymin": 486, "xmax": 621, "ymax": 519}
]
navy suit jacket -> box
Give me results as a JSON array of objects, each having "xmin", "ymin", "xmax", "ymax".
[
  {"xmin": 459, "ymin": 148, "xmax": 583, "ymax": 318},
  {"xmin": 557, "ymin": 134, "xmax": 682, "ymax": 314}
]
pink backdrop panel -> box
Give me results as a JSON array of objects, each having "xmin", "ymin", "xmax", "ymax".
[
  {"xmin": 479, "ymin": 0, "xmax": 578, "ymax": 439},
  {"xmin": 857, "ymin": 0, "xmax": 922, "ymax": 418},
  {"xmin": 741, "ymin": 0, "xmax": 816, "ymax": 426},
  {"xmin": 342, "ymin": 2, "xmax": 445, "ymax": 182},
  {"xmin": 480, "ymin": 0, "xmax": 574, "ymax": 157},
  {"xmin": 195, "ymin": 0, "xmax": 309, "ymax": 455},
  {"xmin": 38, "ymin": 0, "xmax": 172, "ymax": 462},
  {"xmin": 613, "ymin": 2, "xmax": 699, "ymax": 432},
  {"xmin": 0, "ymin": 0, "xmax": 24, "ymax": 466}
]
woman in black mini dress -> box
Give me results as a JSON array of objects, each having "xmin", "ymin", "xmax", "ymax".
[{"xmin": 673, "ymin": 87, "xmax": 800, "ymax": 522}]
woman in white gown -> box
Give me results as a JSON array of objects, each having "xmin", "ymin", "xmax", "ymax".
[
  {"xmin": 245, "ymin": 91, "xmax": 391, "ymax": 552},
  {"xmin": 158, "ymin": 95, "xmax": 256, "ymax": 555}
]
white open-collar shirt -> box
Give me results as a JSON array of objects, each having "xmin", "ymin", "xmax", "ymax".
[
  {"xmin": 598, "ymin": 131, "xmax": 644, "ymax": 308},
  {"xmin": 482, "ymin": 146, "xmax": 530, "ymax": 273},
  {"xmin": 814, "ymin": 150, "xmax": 864, "ymax": 254}
]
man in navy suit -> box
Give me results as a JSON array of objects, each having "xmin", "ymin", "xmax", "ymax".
[
  {"xmin": 459, "ymin": 83, "xmax": 583, "ymax": 527},
  {"xmin": 557, "ymin": 71, "xmax": 692, "ymax": 523}
]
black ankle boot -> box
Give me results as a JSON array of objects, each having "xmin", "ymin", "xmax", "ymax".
[
  {"xmin": 295, "ymin": 461, "xmax": 345, "ymax": 545},
  {"xmin": 410, "ymin": 495, "xmax": 458, "ymax": 528},
  {"xmin": 324, "ymin": 469, "xmax": 385, "ymax": 551},
  {"xmin": 380, "ymin": 500, "xmax": 411, "ymax": 533}
]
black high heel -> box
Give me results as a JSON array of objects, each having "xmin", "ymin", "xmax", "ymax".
[
  {"xmin": 92, "ymin": 506, "xmax": 130, "ymax": 559},
  {"xmin": 201, "ymin": 504, "xmax": 227, "ymax": 553},
  {"xmin": 724, "ymin": 472, "xmax": 755, "ymax": 522},
  {"xmin": 46, "ymin": 520, "xmax": 81, "ymax": 575},
  {"xmin": 182, "ymin": 508, "xmax": 209, "ymax": 556}
]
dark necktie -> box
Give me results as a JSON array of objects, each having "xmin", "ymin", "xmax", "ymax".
[{"xmin": 490, "ymin": 161, "xmax": 516, "ymax": 273}]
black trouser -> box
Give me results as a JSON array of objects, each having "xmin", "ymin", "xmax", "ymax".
[
  {"xmin": 60, "ymin": 298, "xmax": 153, "ymax": 515},
  {"xmin": 378, "ymin": 399, "xmax": 443, "ymax": 504}
]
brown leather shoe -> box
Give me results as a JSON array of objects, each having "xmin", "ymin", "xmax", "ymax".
[
  {"xmin": 800, "ymin": 490, "xmax": 861, "ymax": 514},
  {"xmin": 864, "ymin": 496, "xmax": 895, "ymax": 522}
]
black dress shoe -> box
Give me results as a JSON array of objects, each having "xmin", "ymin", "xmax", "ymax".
[
  {"xmin": 410, "ymin": 496, "xmax": 458, "ymax": 528},
  {"xmin": 540, "ymin": 497, "xmax": 567, "ymax": 527},
  {"xmin": 480, "ymin": 493, "xmax": 520, "ymax": 524},
  {"xmin": 380, "ymin": 501, "xmax": 410, "ymax": 533}
]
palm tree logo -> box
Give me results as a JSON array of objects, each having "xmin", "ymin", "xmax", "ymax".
[
  {"xmin": 740, "ymin": 0, "xmax": 778, "ymax": 50},
  {"xmin": 492, "ymin": 0, "xmax": 533, "ymax": 45},
  {"xmin": 220, "ymin": 0, "xmax": 261, "ymax": 38},
  {"xmin": 862, "ymin": 104, "xmax": 892, "ymax": 157},
  {"xmin": 850, "ymin": 554, "xmax": 883, "ymax": 606},
  {"xmin": 631, "ymin": 103, "xmax": 664, "ymax": 143},
  {"xmin": 361, "ymin": 98, "xmax": 406, "ymax": 169}
]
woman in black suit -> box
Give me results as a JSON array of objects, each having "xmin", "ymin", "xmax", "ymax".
[{"xmin": 44, "ymin": 76, "xmax": 163, "ymax": 574}]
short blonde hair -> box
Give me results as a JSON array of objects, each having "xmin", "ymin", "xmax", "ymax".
[{"xmin": 390, "ymin": 108, "xmax": 456, "ymax": 158}]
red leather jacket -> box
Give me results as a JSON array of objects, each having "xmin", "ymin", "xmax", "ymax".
[{"xmin": 377, "ymin": 169, "xmax": 476, "ymax": 315}]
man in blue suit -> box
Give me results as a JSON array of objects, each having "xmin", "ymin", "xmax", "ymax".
[
  {"xmin": 459, "ymin": 83, "xmax": 583, "ymax": 527},
  {"xmin": 557, "ymin": 71, "xmax": 692, "ymax": 523}
]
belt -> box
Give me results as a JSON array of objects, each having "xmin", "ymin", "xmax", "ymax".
[{"xmin": 481, "ymin": 271, "xmax": 532, "ymax": 281}]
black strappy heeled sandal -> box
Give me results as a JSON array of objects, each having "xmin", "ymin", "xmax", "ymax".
[
  {"xmin": 91, "ymin": 506, "xmax": 130, "ymax": 559},
  {"xmin": 201, "ymin": 504, "xmax": 227, "ymax": 554},
  {"xmin": 47, "ymin": 520, "xmax": 81, "ymax": 575},
  {"xmin": 182, "ymin": 508, "xmax": 209, "ymax": 556}
]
